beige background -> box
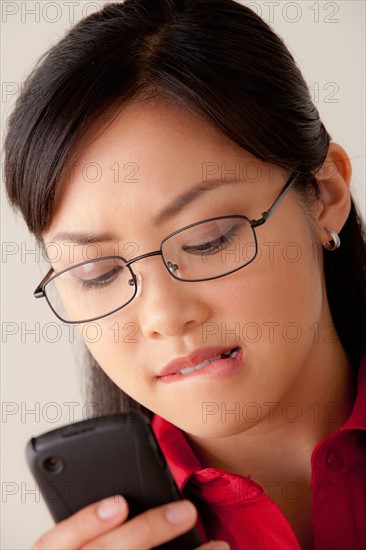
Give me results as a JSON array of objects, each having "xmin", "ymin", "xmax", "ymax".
[{"xmin": 1, "ymin": 1, "xmax": 365, "ymax": 548}]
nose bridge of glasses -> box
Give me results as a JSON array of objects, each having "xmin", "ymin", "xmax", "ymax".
[
  {"xmin": 125, "ymin": 248, "xmax": 181, "ymax": 289},
  {"xmin": 125, "ymin": 249, "xmax": 162, "ymax": 268},
  {"xmin": 125, "ymin": 249, "xmax": 179, "ymax": 279}
]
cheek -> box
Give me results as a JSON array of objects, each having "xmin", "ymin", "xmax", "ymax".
[
  {"xmin": 211, "ymin": 241, "xmax": 322, "ymax": 323},
  {"xmin": 205, "ymin": 217, "xmax": 324, "ymax": 371},
  {"xmin": 78, "ymin": 321, "xmax": 145, "ymax": 395}
]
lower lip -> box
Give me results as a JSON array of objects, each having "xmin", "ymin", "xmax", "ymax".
[{"xmin": 158, "ymin": 348, "xmax": 244, "ymax": 384}]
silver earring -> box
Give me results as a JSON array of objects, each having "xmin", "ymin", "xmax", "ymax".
[{"xmin": 322, "ymin": 228, "xmax": 341, "ymax": 251}]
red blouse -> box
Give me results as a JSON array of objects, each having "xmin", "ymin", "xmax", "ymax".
[{"xmin": 151, "ymin": 356, "xmax": 366, "ymax": 549}]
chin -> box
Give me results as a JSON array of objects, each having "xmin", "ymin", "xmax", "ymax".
[{"xmin": 173, "ymin": 412, "xmax": 258, "ymax": 439}]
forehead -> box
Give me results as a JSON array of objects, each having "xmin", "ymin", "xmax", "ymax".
[
  {"xmin": 44, "ymin": 99, "xmax": 263, "ymax": 241},
  {"xmin": 72, "ymin": 99, "xmax": 242, "ymax": 165}
]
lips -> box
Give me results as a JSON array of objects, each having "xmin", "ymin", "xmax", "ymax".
[{"xmin": 157, "ymin": 346, "xmax": 241, "ymax": 377}]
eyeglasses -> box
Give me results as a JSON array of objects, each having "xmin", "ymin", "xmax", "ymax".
[{"xmin": 34, "ymin": 172, "xmax": 299, "ymax": 324}]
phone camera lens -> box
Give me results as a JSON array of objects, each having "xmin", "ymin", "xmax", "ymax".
[{"xmin": 43, "ymin": 456, "xmax": 63, "ymax": 474}]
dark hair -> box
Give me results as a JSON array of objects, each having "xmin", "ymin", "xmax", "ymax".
[{"xmin": 4, "ymin": 0, "xmax": 366, "ymax": 420}]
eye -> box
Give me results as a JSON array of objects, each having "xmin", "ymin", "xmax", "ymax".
[
  {"xmin": 58, "ymin": 260, "xmax": 125, "ymax": 292},
  {"xmin": 182, "ymin": 223, "xmax": 240, "ymax": 255},
  {"xmin": 79, "ymin": 265, "xmax": 124, "ymax": 291}
]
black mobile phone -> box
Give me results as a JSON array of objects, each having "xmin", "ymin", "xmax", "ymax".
[{"xmin": 25, "ymin": 412, "xmax": 202, "ymax": 549}]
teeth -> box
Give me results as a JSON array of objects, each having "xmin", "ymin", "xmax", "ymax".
[
  {"xmin": 179, "ymin": 359, "xmax": 210, "ymax": 375},
  {"xmin": 176, "ymin": 348, "xmax": 239, "ymax": 375}
]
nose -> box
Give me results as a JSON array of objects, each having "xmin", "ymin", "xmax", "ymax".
[{"xmin": 134, "ymin": 260, "xmax": 211, "ymax": 340}]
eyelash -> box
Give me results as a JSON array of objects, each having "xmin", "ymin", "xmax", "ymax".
[
  {"xmin": 79, "ymin": 265, "xmax": 123, "ymax": 292},
  {"xmin": 182, "ymin": 224, "xmax": 239, "ymax": 255}
]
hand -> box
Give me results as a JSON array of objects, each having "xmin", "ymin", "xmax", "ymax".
[{"xmin": 32, "ymin": 495, "xmax": 230, "ymax": 549}]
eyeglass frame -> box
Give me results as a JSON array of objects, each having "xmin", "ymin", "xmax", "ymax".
[{"xmin": 34, "ymin": 171, "xmax": 300, "ymax": 324}]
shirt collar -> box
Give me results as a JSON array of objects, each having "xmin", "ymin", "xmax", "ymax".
[
  {"xmin": 151, "ymin": 354, "xmax": 366, "ymax": 490},
  {"xmin": 151, "ymin": 409, "xmax": 203, "ymax": 490},
  {"xmin": 341, "ymin": 353, "xmax": 366, "ymax": 430}
]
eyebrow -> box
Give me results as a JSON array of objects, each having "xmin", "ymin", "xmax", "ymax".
[
  {"xmin": 153, "ymin": 176, "xmax": 243, "ymax": 225},
  {"xmin": 50, "ymin": 231, "xmax": 116, "ymax": 245},
  {"xmin": 51, "ymin": 177, "xmax": 241, "ymax": 244}
]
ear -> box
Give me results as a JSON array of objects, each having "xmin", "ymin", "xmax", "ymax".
[{"xmin": 313, "ymin": 142, "xmax": 352, "ymax": 244}]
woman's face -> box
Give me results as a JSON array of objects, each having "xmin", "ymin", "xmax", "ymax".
[{"xmin": 43, "ymin": 100, "xmax": 326, "ymax": 437}]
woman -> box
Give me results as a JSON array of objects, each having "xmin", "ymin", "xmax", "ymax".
[{"xmin": 4, "ymin": 0, "xmax": 366, "ymax": 548}]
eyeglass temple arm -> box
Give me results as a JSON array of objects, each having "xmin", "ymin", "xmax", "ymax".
[
  {"xmin": 250, "ymin": 171, "xmax": 300, "ymax": 228},
  {"xmin": 34, "ymin": 267, "xmax": 54, "ymax": 298}
]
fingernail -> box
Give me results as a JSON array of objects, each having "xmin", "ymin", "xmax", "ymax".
[
  {"xmin": 206, "ymin": 542, "xmax": 231, "ymax": 549},
  {"xmin": 97, "ymin": 495, "xmax": 126, "ymax": 520},
  {"xmin": 165, "ymin": 500, "xmax": 195, "ymax": 523}
]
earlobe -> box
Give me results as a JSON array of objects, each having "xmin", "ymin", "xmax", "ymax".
[{"xmin": 314, "ymin": 142, "xmax": 352, "ymax": 244}]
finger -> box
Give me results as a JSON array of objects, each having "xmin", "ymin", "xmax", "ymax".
[
  {"xmin": 33, "ymin": 495, "xmax": 128, "ymax": 550},
  {"xmin": 81, "ymin": 499, "xmax": 198, "ymax": 550}
]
